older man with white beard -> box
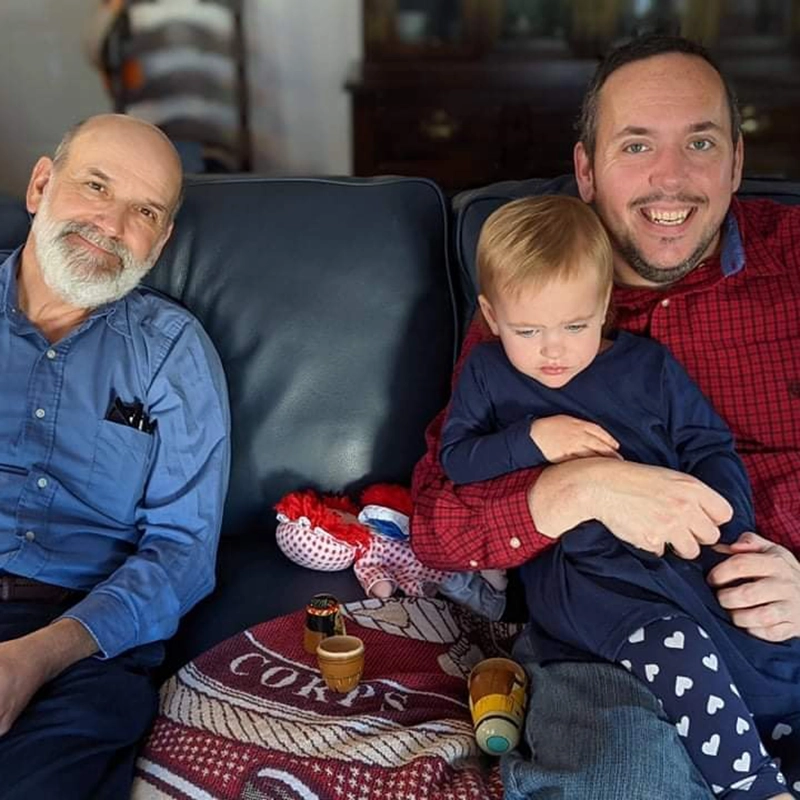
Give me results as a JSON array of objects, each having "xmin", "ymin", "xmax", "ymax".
[{"xmin": 0, "ymin": 115, "xmax": 230, "ymax": 799}]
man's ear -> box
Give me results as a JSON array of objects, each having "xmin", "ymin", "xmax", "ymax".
[
  {"xmin": 731, "ymin": 134, "xmax": 744, "ymax": 194},
  {"xmin": 26, "ymin": 157, "xmax": 55, "ymax": 215},
  {"xmin": 155, "ymin": 220, "xmax": 174, "ymax": 258},
  {"xmin": 478, "ymin": 294, "xmax": 500, "ymax": 336},
  {"xmin": 574, "ymin": 142, "xmax": 595, "ymax": 203}
]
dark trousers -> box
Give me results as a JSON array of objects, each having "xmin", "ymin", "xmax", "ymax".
[{"xmin": 0, "ymin": 601, "xmax": 163, "ymax": 800}]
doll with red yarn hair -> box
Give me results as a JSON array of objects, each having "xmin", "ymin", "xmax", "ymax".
[{"xmin": 275, "ymin": 484, "xmax": 447, "ymax": 599}]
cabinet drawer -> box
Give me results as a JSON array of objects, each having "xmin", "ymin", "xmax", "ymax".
[{"xmin": 372, "ymin": 99, "xmax": 503, "ymax": 161}]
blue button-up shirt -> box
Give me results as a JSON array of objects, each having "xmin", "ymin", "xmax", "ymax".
[{"xmin": 0, "ymin": 249, "xmax": 230, "ymax": 658}]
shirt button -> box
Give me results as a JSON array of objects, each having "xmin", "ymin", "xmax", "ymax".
[
  {"xmin": 24, "ymin": 530, "xmax": 35, "ymax": 542},
  {"xmin": 509, "ymin": 537, "xmax": 522, "ymax": 550},
  {"xmin": 661, "ymin": 298, "xmax": 671, "ymax": 308},
  {"xmin": 469, "ymin": 560, "xmax": 478, "ymax": 568},
  {"xmin": 34, "ymin": 408, "xmax": 46, "ymax": 419},
  {"xmin": 37, "ymin": 477, "xmax": 48, "ymax": 489},
  {"xmin": 46, "ymin": 349, "xmax": 57, "ymax": 360}
]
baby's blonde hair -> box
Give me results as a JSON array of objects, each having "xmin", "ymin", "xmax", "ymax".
[{"xmin": 477, "ymin": 196, "xmax": 613, "ymax": 302}]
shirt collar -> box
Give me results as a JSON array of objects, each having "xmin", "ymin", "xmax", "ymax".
[
  {"xmin": 0, "ymin": 246, "xmax": 133, "ymax": 337},
  {"xmin": 726, "ymin": 196, "xmax": 785, "ymax": 278},
  {"xmin": 0, "ymin": 247, "xmax": 23, "ymax": 317},
  {"xmin": 719, "ymin": 207, "xmax": 744, "ymax": 277}
]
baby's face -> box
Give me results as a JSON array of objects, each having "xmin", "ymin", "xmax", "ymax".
[{"xmin": 479, "ymin": 270, "xmax": 609, "ymax": 389}]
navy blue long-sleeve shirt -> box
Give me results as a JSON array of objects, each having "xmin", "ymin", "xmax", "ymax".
[{"xmin": 440, "ymin": 331, "xmax": 753, "ymax": 542}]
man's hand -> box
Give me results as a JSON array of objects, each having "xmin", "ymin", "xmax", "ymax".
[
  {"xmin": 530, "ymin": 415, "xmax": 622, "ymax": 463},
  {"xmin": 708, "ymin": 532, "xmax": 800, "ymax": 642},
  {"xmin": 529, "ymin": 457, "xmax": 732, "ymax": 559},
  {"xmin": 0, "ymin": 618, "xmax": 97, "ymax": 735}
]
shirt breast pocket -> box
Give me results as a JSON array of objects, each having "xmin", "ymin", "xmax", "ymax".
[{"xmin": 87, "ymin": 420, "xmax": 154, "ymax": 522}]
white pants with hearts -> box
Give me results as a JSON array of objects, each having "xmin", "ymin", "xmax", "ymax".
[{"xmin": 617, "ymin": 616, "xmax": 797, "ymax": 799}]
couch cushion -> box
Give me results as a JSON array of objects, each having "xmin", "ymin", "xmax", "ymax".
[
  {"xmin": 142, "ymin": 175, "xmax": 458, "ymax": 672},
  {"xmin": 0, "ymin": 193, "xmax": 30, "ymax": 251},
  {"xmin": 146, "ymin": 176, "xmax": 457, "ymax": 538}
]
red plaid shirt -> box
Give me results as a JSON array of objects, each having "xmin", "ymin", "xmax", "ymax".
[{"xmin": 411, "ymin": 198, "xmax": 800, "ymax": 570}]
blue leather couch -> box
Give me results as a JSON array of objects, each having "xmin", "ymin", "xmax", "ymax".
[{"xmin": 1, "ymin": 174, "xmax": 797, "ymax": 680}]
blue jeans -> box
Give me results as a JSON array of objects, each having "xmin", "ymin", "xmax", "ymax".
[
  {"xmin": 0, "ymin": 601, "xmax": 163, "ymax": 800},
  {"xmin": 502, "ymin": 631, "xmax": 714, "ymax": 800}
]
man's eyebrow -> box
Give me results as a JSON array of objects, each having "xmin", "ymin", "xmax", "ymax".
[
  {"xmin": 687, "ymin": 121, "xmax": 725, "ymax": 134},
  {"xmin": 611, "ymin": 121, "xmax": 725, "ymax": 141},
  {"xmin": 87, "ymin": 167, "xmax": 112, "ymax": 183},
  {"xmin": 86, "ymin": 167, "xmax": 169, "ymax": 214},
  {"xmin": 612, "ymin": 126, "xmax": 651, "ymax": 140}
]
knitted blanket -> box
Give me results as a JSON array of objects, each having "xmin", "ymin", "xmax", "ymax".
[{"xmin": 132, "ymin": 597, "xmax": 523, "ymax": 800}]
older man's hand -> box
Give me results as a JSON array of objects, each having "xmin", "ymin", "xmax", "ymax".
[
  {"xmin": 0, "ymin": 618, "xmax": 97, "ymax": 735},
  {"xmin": 708, "ymin": 532, "xmax": 800, "ymax": 642},
  {"xmin": 0, "ymin": 638, "xmax": 50, "ymax": 735}
]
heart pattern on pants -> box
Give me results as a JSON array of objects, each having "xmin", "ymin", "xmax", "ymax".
[
  {"xmin": 735, "ymin": 717, "xmax": 750, "ymax": 735},
  {"xmin": 706, "ymin": 695, "xmax": 725, "ymax": 715},
  {"xmin": 645, "ymin": 663, "xmax": 660, "ymax": 682},
  {"xmin": 617, "ymin": 617, "xmax": 793, "ymax": 798},
  {"xmin": 664, "ymin": 631, "xmax": 685, "ymax": 649},
  {"xmin": 733, "ymin": 752, "xmax": 751, "ymax": 773},
  {"xmin": 701, "ymin": 734, "xmax": 720, "ymax": 756}
]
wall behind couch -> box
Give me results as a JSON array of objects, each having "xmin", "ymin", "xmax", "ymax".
[
  {"xmin": 0, "ymin": 0, "xmax": 360, "ymax": 199},
  {"xmin": 0, "ymin": 0, "xmax": 111, "ymax": 199}
]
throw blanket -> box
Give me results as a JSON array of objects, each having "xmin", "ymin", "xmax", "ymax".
[{"xmin": 132, "ymin": 597, "xmax": 523, "ymax": 800}]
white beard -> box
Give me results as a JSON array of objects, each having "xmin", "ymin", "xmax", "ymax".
[{"xmin": 31, "ymin": 195, "xmax": 159, "ymax": 309}]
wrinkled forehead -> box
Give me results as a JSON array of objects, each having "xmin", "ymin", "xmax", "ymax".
[{"xmin": 60, "ymin": 120, "xmax": 182, "ymax": 211}]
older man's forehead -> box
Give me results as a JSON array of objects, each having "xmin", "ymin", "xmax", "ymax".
[{"xmin": 66, "ymin": 124, "xmax": 182, "ymax": 208}]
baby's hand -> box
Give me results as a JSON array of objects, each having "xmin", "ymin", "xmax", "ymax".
[{"xmin": 530, "ymin": 415, "xmax": 622, "ymax": 463}]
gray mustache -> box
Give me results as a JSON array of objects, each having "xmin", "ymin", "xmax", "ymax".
[{"xmin": 59, "ymin": 222, "xmax": 129, "ymax": 262}]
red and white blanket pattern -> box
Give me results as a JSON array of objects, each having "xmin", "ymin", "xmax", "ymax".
[{"xmin": 132, "ymin": 597, "xmax": 522, "ymax": 800}]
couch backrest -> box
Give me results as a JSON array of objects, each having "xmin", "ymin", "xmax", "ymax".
[
  {"xmin": 143, "ymin": 176, "xmax": 458, "ymax": 538},
  {"xmin": 0, "ymin": 195, "xmax": 31, "ymax": 250}
]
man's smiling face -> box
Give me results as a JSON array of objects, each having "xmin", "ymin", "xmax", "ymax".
[
  {"xmin": 574, "ymin": 52, "xmax": 743, "ymax": 287},
  {"xmin": 25, "ymin": 115, "xmax": 181, "ymax": 309}
]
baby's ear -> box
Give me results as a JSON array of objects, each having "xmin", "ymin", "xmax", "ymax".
[{"xmin": 478, "ymin": 295, "xmax": 500, "ymax": 336}]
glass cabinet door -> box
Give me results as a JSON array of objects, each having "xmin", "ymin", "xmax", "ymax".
[
  {"xmin": 363, "ymin": 0, "xmax": 491, "ymax": 59},
  {"xmin": 364, "ymin": 0, "xmax": 800, "ymax": 60}
]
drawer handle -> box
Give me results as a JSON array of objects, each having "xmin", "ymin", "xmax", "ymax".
[{"xmin": 420, "ymin": 109, "xmax": 460, "ymax": 141}]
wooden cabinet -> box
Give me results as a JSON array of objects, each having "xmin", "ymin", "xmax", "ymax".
[
  {"xmin": 723, "ymin": 57, "xmax": 800, "ymax": 180},
  {"xmin": 347, "ymin": 1, "xmax": 800, "ymax": 191},
  {"xmin": 347, "ymin": 59, "xmax": 593, "ymax": 190}
]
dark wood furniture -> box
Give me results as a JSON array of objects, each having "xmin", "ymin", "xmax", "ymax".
[{"xmin": 347, "ymin": 0, "xmax": 800, "ymax": 191}]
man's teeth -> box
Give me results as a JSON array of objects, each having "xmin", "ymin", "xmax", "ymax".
[{"xmin": 644, "ymin": 209, "xmax": 690, "ymax": 225}]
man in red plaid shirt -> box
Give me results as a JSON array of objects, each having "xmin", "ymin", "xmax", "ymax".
[{"xmin": 412, "ymin": 34, "xmax": 800, "ymax": 799}]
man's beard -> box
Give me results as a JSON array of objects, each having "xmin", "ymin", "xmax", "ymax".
[
  {"xmin": 612, "ymin": 231, "xmax": 716, "ymax": 285},
  {"xmin": 31, "ymin": 197, "xmax": 159, "ymax": 309},
  {"xmin": 597, "ymin": 191, "xmax": 719, "ymax": 285}
]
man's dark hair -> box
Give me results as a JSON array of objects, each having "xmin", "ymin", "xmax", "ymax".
[{"xmin": 578, "ymin": 35, "xmax": 741, "ymax": 159}]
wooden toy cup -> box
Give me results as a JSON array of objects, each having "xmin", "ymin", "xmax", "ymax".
[
  {"xmin": 303, "ymin": 593, "xmax": 346, "ymax": 654},
  {"xmin": 467, "ymin": 657, "xmax": 528, "ymax": 755},
  {"xmin": 316, "ymin": 635, "xmax": 365, "ymax": 693}
]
